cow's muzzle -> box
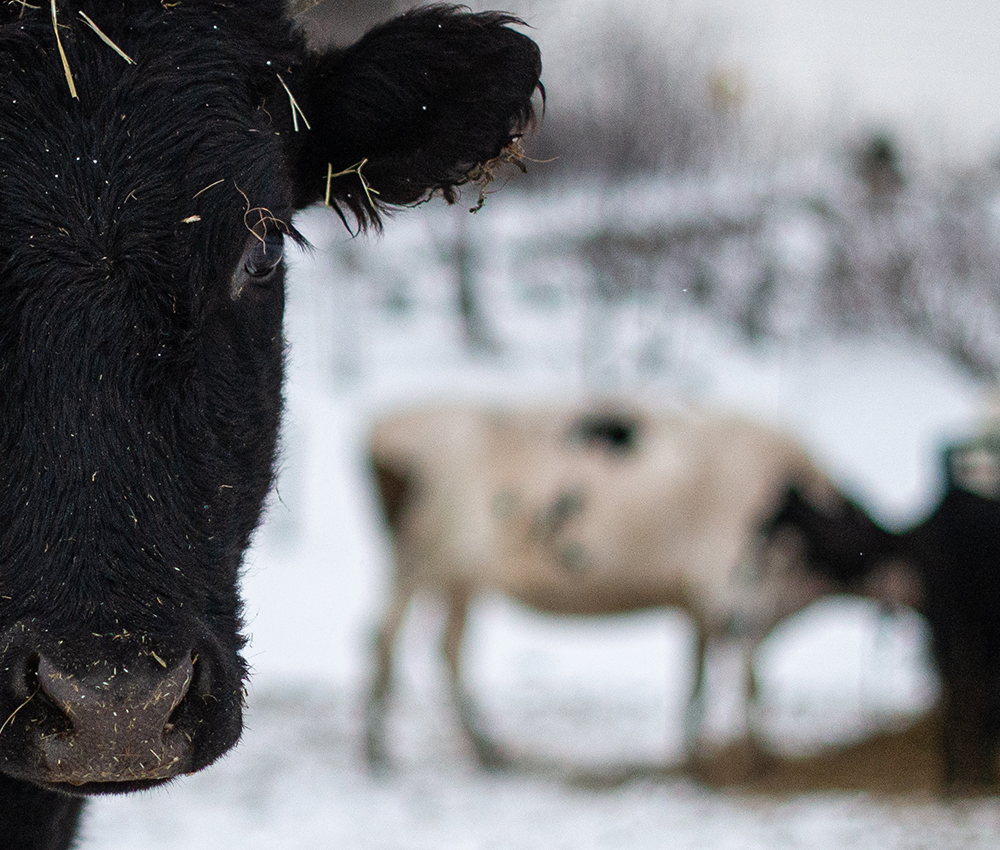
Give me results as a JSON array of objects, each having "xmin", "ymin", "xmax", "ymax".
[
  {"xmin": 34, "ymin": 652, "xmax": 195, "ymax": 786},
  {"xmin": 0, "ymin": 625, "xmax": 244, "ymax": 793}
]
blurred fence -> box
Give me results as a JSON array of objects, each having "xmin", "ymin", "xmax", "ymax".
[{"xmin": 296, "ymin": 152, "xmax": 1000, "ymax": 388}]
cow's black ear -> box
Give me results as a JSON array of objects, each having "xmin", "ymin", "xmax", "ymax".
[{"xmin": 290, "ymin": 5, "xmax": 542, "ymax": 228}]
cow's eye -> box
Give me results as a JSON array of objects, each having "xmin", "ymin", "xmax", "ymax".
[
  {"xmin": 232, "ymin": 228, "xmax": 285, "ymax": 300},
  {"xmin": 244, "ymin": 229, "xmax": 284, "ymax": 278}
]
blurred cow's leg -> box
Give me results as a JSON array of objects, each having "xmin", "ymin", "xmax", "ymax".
[
  {"xmin": 365, "ymin": 580, "xmax": 417, "ymax": 769},
  {"xmin": 442, "ymin": 587, "xmax": 509, "ymax": 769},
  {"xmin": 684, "ymin": 620, "xmax": 711, "ymax": 755}
]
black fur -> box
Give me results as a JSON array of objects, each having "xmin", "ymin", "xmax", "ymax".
[
  {"xmin": 760, "ymin": 486, "xmax": 897, "ymax": 586},
  {"xmin": 567, "ymin": 413, "xmax": 642, "ymax": 455},
  {"xmin": 900, "ymin": 439, "xmax": 1000, "ymax": 790},
  {"xmin": 1, "ymin": 774, "xmax": 83, "ymax": 850},
  {"xmin": 0, "ymin": 2, "xmax": 540, "ymax": 846},
  {"xmin": 766, "ymin": 441, "xmax": 1000, "ymax": 792}
]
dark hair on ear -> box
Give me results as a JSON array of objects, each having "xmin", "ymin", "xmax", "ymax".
[{"xmin": 295, "ymin": 4, "xmax": 543, "ymax": 230}]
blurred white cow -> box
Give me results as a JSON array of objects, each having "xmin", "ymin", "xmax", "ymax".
[{"xmin": 364, "ymin": 404, "xmax": 895, "ymax": 769}]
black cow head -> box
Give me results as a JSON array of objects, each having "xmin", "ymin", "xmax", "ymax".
[
  {"xmin": 0, "ymin": 0, "xmax": 540, "ymax": 820},
  {"xmin": 759, "ymin": 485, "xmax": 898, "ymax": 588}
]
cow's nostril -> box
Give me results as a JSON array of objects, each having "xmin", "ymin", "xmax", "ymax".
[
  {"xmin": 22, "ymin": 654, "xmax": 73, "ymax": 734},
  {"xmin": 8, "ymin": 652, "xmax": 41, "ymax": 701},
  {"xmin": 17, "ymin": 653, "xmax": 40, "ymax": 700}
]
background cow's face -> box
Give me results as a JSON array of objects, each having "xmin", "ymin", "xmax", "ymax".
[{"xmin": 0, "ymin": 0, "xmax": 540, "ymax": 794}]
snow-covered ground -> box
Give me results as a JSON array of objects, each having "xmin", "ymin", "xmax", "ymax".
[
  {"xmin": 74, "ymin": 195, "xmax": 999, "ymax": 847},
  {"xmin": 68, "ymin": 0, "xmax": 1000, "ymax": 842}
]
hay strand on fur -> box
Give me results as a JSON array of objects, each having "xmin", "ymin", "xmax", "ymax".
[
  {"xmin": 326, "ymin": 158, "xmax": 380, "ymax": 212},
  {"xmin": 235, "ymin": 183, "xmax": 287, "ymax": 242},
  {"xmin": 193, "ymin": 178, "xmax": 225, "ymax": 199},
  {"xmin": 10, "ymin": 1, "xmax": 41, "ymax": 17},
  {"xmin": 51, "ymin": 0, "xmax": 77, "ymax": 100},
  {"xmin": 78, "ymin": 10, "xmax": 134, "ymax": 64},
  {"xmin": 277, "ymin": 73, "xmax": 310, "ymax": 132},
  {"xmin": 0, "ymin": 687, "xmax": 37, "ymax": 739}
]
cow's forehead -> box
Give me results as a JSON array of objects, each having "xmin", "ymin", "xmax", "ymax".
[{"xmin": 0, "ymin": 5, "xmax": 297, "ymax": 288}]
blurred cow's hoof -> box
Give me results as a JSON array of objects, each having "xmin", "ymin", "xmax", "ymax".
[
  {"xmin": 471, "ymin": 734, "xmax": 512, "ymax": 772},
  {"xmin": 942, "ymin": 772, "xmax": 999, "ymax": 799},
  {"xmin": 365, "ymin": 747, "xmax": 389, "ymax": 775},
  {"xmin": 364, "ymin": 723, "xmax": 390, "ymax": 774},
  {"xmin": 688, "ymin": 739, "xmax": 775, "ymax": 786}
]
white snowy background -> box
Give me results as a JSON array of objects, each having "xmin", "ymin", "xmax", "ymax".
[{"xmin": 78, "ymin": 0, "xmax": 1000, "ymax": 846}]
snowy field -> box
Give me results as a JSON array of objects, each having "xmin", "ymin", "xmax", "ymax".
[
  {"xmin": 72, "ymin": 195, "xmax": 1000, "ymax": 847},
  {"xmin": 73, "ymin": 1, "xmax": 1000, "ymax": 842}
]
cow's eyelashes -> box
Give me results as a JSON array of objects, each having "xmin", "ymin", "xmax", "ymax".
[{"xmin": 244, "ymin": 230, "xmax": 284, "ymax": 278}]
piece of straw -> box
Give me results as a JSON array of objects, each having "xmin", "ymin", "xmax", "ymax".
[
  {"xmin": 11, "ymin": 1, "xmax": 41, "ymax": 18},
  {"xmin": 78, "ymin": 10, "xmax": 134, "ymax": 64},
  {"xmin": 277, "ymin": 73, "xmax": 310, "ymax": 132},
  {"xmin": 193, "ymin": 179, "xmax": 225, "ymax": 199},
  {"xmin": 326, "ymin": 158, "xmax": 380, "ymax": 211},
  {"xmin": 51, "ymin": 0, "xmax": 77, "ymax": 100},
  {"xmin": 0, "ymin": 687, "xmax": 37, "ymax": 739}
]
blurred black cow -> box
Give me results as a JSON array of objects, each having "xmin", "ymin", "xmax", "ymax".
[
  {"xmin": 0, "ymin": 3, "xmax": 540, "ymax": 848},
  {"xmin": 767, "ymin": 433, "xmax": 1000, "ymax": 792},
  {"xmin": 904, "ymin": 436, "xmax": 1000, "ymax": 790}
]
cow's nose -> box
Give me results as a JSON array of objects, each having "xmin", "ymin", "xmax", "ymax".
[{"xmin": 35, "ymin": 652, "xmax": 195, "ymax": 786}]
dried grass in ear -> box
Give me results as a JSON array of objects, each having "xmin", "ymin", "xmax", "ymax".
[
  {"xmin": 325, "ymin": 159, "xmax": 380, "ymax": 212},
  {"xmin": 323, "ymin": 137, "xmax": 542, "ymax": 235},
  {"xmin": 464, "ymin": 138, "xmax": 529, "ymax": 213}
]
